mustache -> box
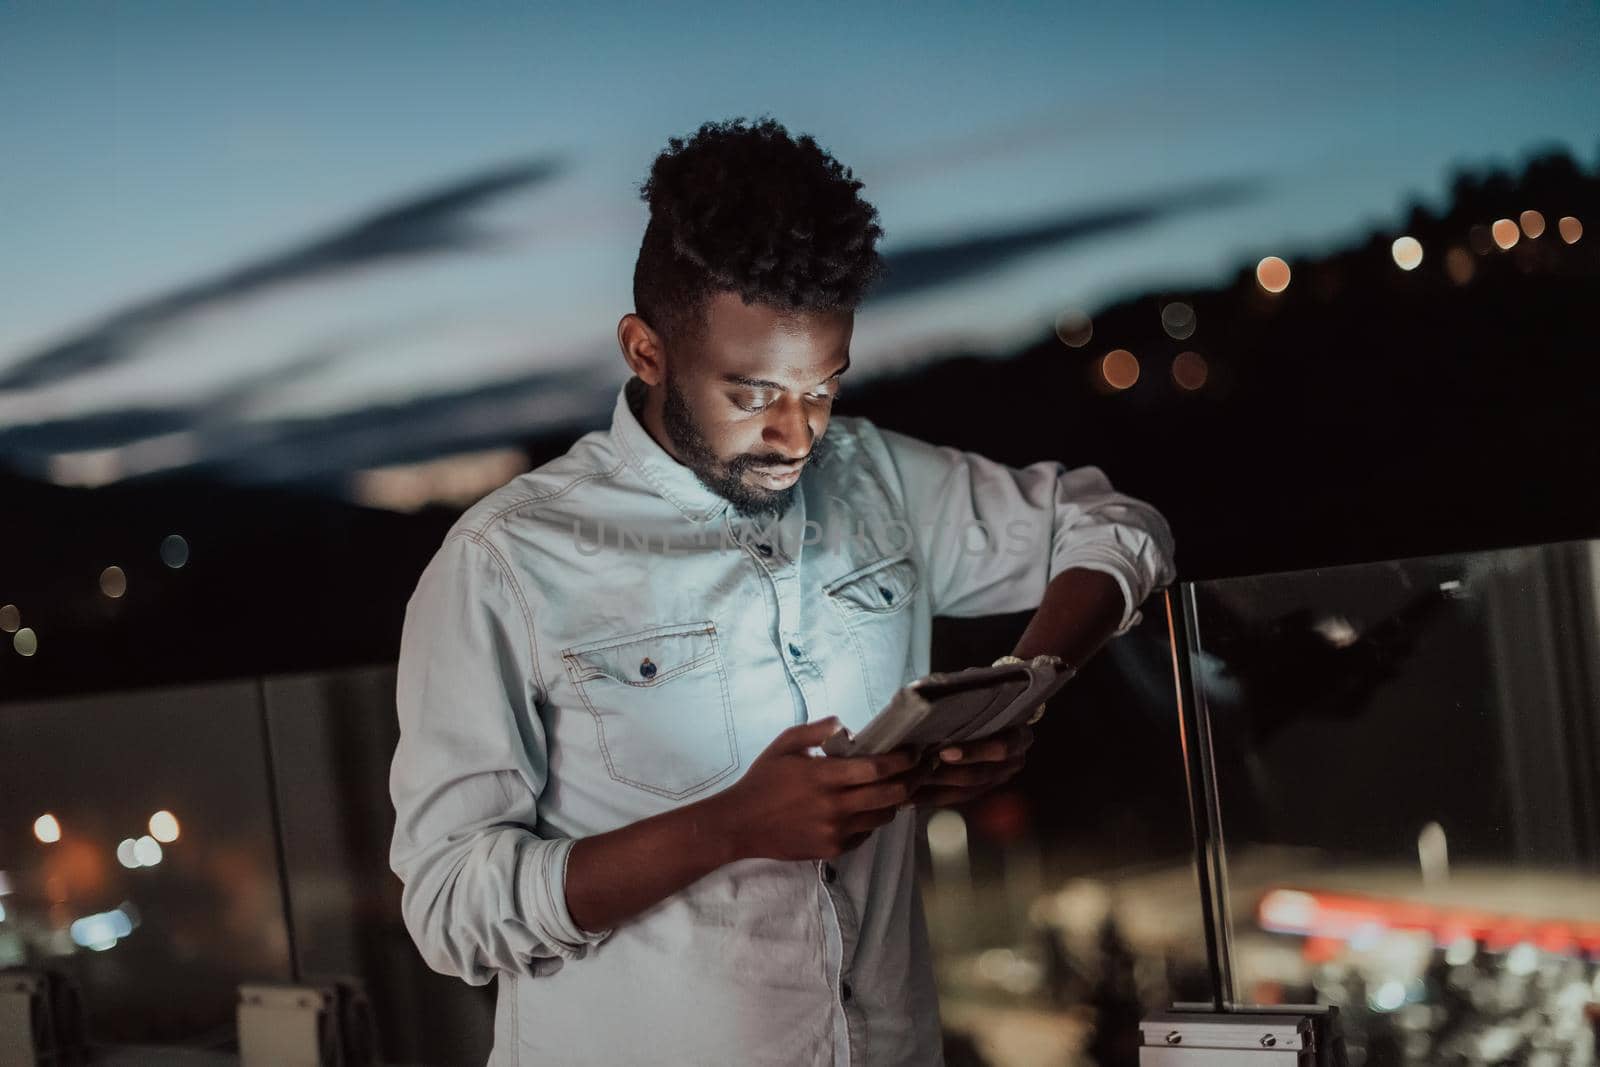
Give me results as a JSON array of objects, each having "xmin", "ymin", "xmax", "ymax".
[{"xmin": 732, "ymin": 433, "xmax": 833, "ymax": 473}]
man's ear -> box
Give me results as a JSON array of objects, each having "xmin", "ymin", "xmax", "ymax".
[{"xmin": 618, "ymin": 313, "xmax": 667, "ymax": 387}]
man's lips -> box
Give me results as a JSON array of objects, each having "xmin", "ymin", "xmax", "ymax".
[{"xmin": 750, "ymin": 463, "xmax": 804, "ymax": 486}]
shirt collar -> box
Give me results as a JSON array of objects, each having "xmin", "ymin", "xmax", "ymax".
[{"xmin": 610, "ymin": 376, "xmax": 733, "ymax": 524}]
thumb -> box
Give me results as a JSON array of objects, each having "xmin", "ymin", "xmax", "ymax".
[{"xmin": 770, "ymin": 716, "xmax": 844, "ymax": 754}]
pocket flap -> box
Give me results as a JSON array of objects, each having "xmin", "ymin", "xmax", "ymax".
[
  {"xmin": 824, "ymin": 554, "xmax": 919, "ymax": 614},
  {"xmin": 561, "ymin": 621, "xmax": 719, "ymax": 687}
]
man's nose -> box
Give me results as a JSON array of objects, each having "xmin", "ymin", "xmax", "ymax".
[{"xmin": 762, "ymin": 397, "xmax": 815, "ymax": 460}]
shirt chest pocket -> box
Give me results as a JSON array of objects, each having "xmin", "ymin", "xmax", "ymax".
[
  {"xmin": 824, "ymin": 554, "xmax": 920, "ymax": 712},
  {"xmin": 561, "ymin": 621, "xmax": 740, "ymax": 801}
]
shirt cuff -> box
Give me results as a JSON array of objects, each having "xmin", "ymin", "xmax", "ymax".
[
  {"xmin": 530, "ymin": 836, "xmax": 613, "ymax": 958},
  {"xmin": 1051, "ymin": 549, "xmax": 1149, "ymax": 638}
]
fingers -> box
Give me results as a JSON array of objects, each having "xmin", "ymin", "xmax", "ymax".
[
  {"xmin": 837, "ymin": 776, "xmax": 916, "ymax": 813},
  {"xmin": 772, "ymin": 717, "xmax": 844, "ymax": 754},
  {"xmin": 937, "ymin": 725, "xmax": 1033, "ymax": 765},
  {"xmin": 817, "ymin": 745, "xmax": 921, "ymax": 786},
  {"xmin": 922, "ymin": 755, "xmax": 1026, "ymax": 789},
  {"xmin": 909, "ymin": 785, "xmax": 991, "ymax": 809}
]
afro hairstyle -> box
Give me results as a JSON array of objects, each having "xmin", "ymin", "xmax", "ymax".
[{"xmin": 632, "ymin": 116, "xmax": 887, "ymax": 349}]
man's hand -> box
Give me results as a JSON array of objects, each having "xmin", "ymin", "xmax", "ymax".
[
  {"xmin": 710, "ymin": 717, "xmax": 924, "ymax": 861},
  {"xmin": 907, "ymin": 723, "xmax": 1034, "ymax": 809}
]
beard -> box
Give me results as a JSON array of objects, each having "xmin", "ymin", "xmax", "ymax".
[{"xmin": 659, "ymin": 367, "xmax": 831, "ymax": 523}]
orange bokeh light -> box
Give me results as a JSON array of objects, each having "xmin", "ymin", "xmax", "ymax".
[
  {"xmin": 1171, "ymin": 351, "xmax": 1208, "ymax": 390},
  {"xmin": 1256, "ymin": 256, "xmax": 1291, "ymax": 293},
  {"xmin": 1100, "ymin": 349, "xmax": 1140, "ymax": 390}
]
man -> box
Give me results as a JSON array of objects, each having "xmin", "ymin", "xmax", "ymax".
[{"xmin": 389, "ymin": 116, "xmax": 1176, "ymax": 1065}]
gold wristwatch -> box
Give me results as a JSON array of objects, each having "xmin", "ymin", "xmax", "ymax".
[{"xmin": 991, "ymin": 653, "xmax": 1069, "ymax": 724}]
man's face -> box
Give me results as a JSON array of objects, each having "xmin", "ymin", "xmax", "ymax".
[{"xmin": 657, "ymin": 291, "xmax": 852, "ymax": 522}]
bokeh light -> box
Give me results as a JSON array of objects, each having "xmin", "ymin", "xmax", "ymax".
[
  {"xmin": 926, "ymin": 810, "xmax": 968, "ymax": 859},
  {"xmin": 1160, "ymin": 301, "xmax": 1196, "ymax": 340},
  {"xmin": 1491, "ymin": 218, "xmax": 1520, "ymax": 249},
  {"xmin": 1256, "ymin": 256, "xmax": 1291, "ymax": 293},
  {"xmin": 0, "ymin": 604, "xmax": 18, "ymax": 632},
  {"xmin": 1100, "ymin": 349, "xmax": 1140, "ymax": 390},
  {"xmin": 148, "ymin": 810, "xmax": 181, "ymax": 843},
  {"xmin": 1171, "ymin": 351, "xmax": 1209, "ymax": 391},
  {"xmin": 132, "ymin": 836, "xmax": 163, "ymax": 867},
  {"xmin": 34, "ymin": 814, "xmax": 61, "ymax": 844},
  {"xmin": 100, "ymin": 565, "xmax": 127, "ymax": 599},
  {"xmin": 116, "ymin": 839, "xmax": 141, "ymax": 869},
  {"xmin": 1558, "ymin": 216, "xmax": 1583, "ymax": 244},
  {"xmin": 14, "ymin": 628, "xmax": 38, "ymax": 657},
  {"xmin": 1444, "ymin": 246, "xmax": 1475, "ymax": 285},
  {"xmin": 1390, "ymin": 236, "xmax": 1423, "ymax": 270},
  {"xmin": 69, "ymin": 907, "xmax": 133, "ymax": 951},
  {"xmin": 1519, "ymin": 210, "xmax": 1545, "ymax": 238},
  {"xmin": 1052, "ymin": 309, "xmax": 1093, "ymax": 348},
  {"xmin": 160, "ymin": 534, "xmax": 190, "ymax": 569}
]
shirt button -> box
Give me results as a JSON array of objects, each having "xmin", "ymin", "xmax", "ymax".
[
  {"xmin": 821, "ymin": 862, "xmax": 836, "ymax": 883},
  {"xmin": 841, "ymin": 980, "xmax": 853, "ymax": 1002},
  {"xmin": 756, "ymin": 542, "xmax": 774, "ymax": 557},
  {"xmin": 787, "ymin": 642, "xmax": 804, "ymax": 659}
]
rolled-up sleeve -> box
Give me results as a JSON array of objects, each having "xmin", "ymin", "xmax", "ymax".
[
  {"xmin": 866, "ymin": 423, "xmax": 1176, "ymax": 633},
  {"xmin": 388, "ymin": 530, "xmax": 611, "ymax": 986}
]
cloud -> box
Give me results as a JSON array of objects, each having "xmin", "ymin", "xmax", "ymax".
[
  {"xmin": 4, "ymin": 357, "xmax": 623, "ymax": 489},
  {"xmin": 868, "ymin": 176, "xmax": 1263, "ymax": 301},
  {"xmin": 0, "ymin": 159, "xmax": 565, "ymax": 391}
]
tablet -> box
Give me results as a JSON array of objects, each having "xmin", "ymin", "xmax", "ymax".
[{"xmin": 819, "ymin": 656, "xmax": 1077, "ymax": 758}]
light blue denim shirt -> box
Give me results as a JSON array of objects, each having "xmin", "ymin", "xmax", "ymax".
[{"xmin": 389, "ymin": 375, "xmax": 1176, "ymax": 1065}]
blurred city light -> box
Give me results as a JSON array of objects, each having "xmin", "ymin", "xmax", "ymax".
[
  {"xmin": 69, "ymin": 907, "xmax": 134, "ymax": 951},
  {"xmin": 0, "ymin": 604, "xmax": 18, "ymax": 632},
  {"xmin": 160, "ymin": 534, "xmax": 190, "ymax": 569},
  {"xmin": 148, "ymin": 810, "xmax": 180, "ymax": 843},
  {"xmin": 351, "ymin": 448, "xmax": 528, "ymax": 513},
  {"xmin": 14, "ymin": 627, "xmax": 38, "ymax": 657},
  {"xmin": 1491, "ymin": 218, "xmax": 1520, "ymax": 249},
  {"xmin": 1505, "ymin": 942, "xmax": 1539, "ymax": 976},
  {"xmin": 99, "ymin": 565, "xmax": 127, "ymax": 599},
  {"xmin": 1391, "ymin": 236, "xmax": 1423, "ymax": 270},
  {"xmin": 1260, "ymin": 889, "xmax": 1318, "ymax": 931},
  {"xmin": 1519, "ymin": 209, "xmax": 1545, "ymax": 238},
  {"xmin": 927, "ymin": 810, "xmax": 968, "ymax": 859},
  {"xmin": 1100, "ymin": 349, "xmax": 1140, "ymax": 390},
  {"xmin": 1256, "ymin": 256, "xmax": 1291, "ymax": 293},
  {"xmin": 1171, "ymin": 351, "xmax": 1208, "ymax": 391},
  {"xmin": 1444, "ymin": 245, "xmax": 1476, "ymax": 285},
  {"xmin": 34, "ymin": 814, "xmax": 61, "ymax": 843},
  {"xmin": 1052, "ymin": 308, "xmax": 1093, "ymax": 348},
  {"xmin": 1160, "ymin": 301, "xmax": 1196, "ymax": 340},
  {"xmin": 132, "ymin": 836, "xmax": 163, "ymax": 867},
  {"xmin": 1418, "ymin": 821, "xmax": 1449, "ymax": 886},
  {"xmin": 46, "ymin": 431, "xmax": 200, "ymax": 488},
  {"xmin": 1369, "ymin": 979, "xmax": 1407, "ymax": 1012},
  {"xmin": 1558, "ymin": 215, "xmax": 1583, "ymax": 243},
  {"xmin": 116, "ymin": 839, "xmax": 141, "ymax": 869}
]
